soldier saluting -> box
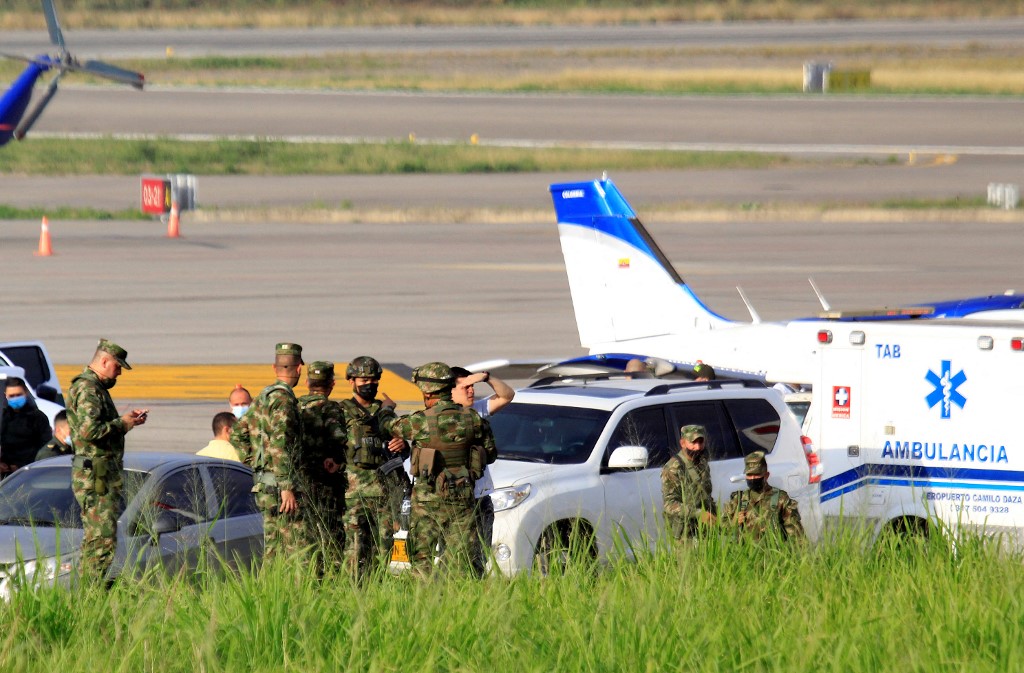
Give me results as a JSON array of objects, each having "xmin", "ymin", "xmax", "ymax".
[
  {"xmin": 231, "ymin": 342, "xmax": 313, "ymax": 561},
  {"xmin": 67, "ymin": 339, "xmax": 148, "ymax": 583}
]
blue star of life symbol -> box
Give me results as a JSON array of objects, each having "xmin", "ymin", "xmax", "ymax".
[{"xmin": 925, "ymin": 360, "xmax": 967, "ymax": 419}]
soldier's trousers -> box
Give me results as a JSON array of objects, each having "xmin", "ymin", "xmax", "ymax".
[
  {"xmin": 256, "ymin": 492, "xmax": 316, "ymax": 563},
  {"xmin": 409, "ymin": 485, "xmax": 477, "ymax": 576},
  {"xmin": 76, "ymin": 488, "xmax": 119, "ymax": 582},
  {"xmin": 343, "ymin": 492, "xmax": 390, "ymax": 578},
  {"xmin": 304, "ymin": 481, "xmax": 346, "ymax": 571}
]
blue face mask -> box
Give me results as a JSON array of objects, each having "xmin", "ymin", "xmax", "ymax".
[
  {"xmin": 232, "ymin": 405, "xmax": 249, "ymax": 419},
  {"xmin": 7, "ymin": 395, "xmax": 27, "ymax": 411}
]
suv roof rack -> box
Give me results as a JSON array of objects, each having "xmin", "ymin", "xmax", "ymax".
[
  {"xmin": 644, "ymin": 379, "xmax": 767, "ymax": 397},
  {"xmin": 528, "ymin": 372, "xmax": 649, "ymax": 388}
]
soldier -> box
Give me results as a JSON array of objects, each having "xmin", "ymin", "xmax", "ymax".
[
  {"xmin": 661, "ymin": 424, "xmax": 717, "ymax": 541},
  {"xmin": 36, "ymin": 410, "xmax": 73, "ymax": 462},
  {"xmin": 338, "ymin": 355, "xmax": 406, "ymax": 578},
  {"xmin": 230, "ymin": 342, "xmax": 312, "ymax": 562},
  {"xmin": 723, "ymin": 451, "xmax": 805, "ymax": 543},
  {"xmin": 392, "ymin": 362, "xmax": 496, "ymax": 576},
  {"xmin": 297, "ymin": 361, "xmax": 348, "ymax": 570},
  {"xmin": 66, "ymin": 339, "xmax": 148, "ymax": 583}
]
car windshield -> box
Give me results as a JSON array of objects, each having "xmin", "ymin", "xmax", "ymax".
[
  {"xmin": 0, "ymin": 466, "xmax": 149, "ymax": 528},
  {"xmin": 490, "ymin": 403, "xmax": 611, "ymax": 465}
]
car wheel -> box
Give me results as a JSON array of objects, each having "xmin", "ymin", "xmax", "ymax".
[{"xmin": 535, "ymin": 521, "xmax": 596, "ymax": 575}]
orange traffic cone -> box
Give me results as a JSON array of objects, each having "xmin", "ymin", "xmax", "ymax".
[
  {"xmin": 166, "ymin": 201, "xmax": 181, "ymax": 238},
  {"xmin": 34, "ymin": 216, "xmax": 54, "ymax": 257}
]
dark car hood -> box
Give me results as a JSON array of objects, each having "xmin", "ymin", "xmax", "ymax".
[{"xmin": 0, "ymin": 526, "xmax": 83, "ymax": 564}]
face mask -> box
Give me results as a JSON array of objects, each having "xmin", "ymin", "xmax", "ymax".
[
  {"xmin": 355, "ymin": 383, "xmax": 379, "ymax": 401},
  {"xmin": 232, "ymin": 405, "xmax": 249, "ymax": 419},
  {"xmin": 747, "ymin": 478, "xmax": 767, "ymax": 493},
  {"xmin": 6, "ymin": 395, "xmax": 27, "ymax": 411}
]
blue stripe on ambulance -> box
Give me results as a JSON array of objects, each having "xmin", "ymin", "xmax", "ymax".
[{"xmin": 821, "ymin": 463, "xmax": 1024, "ymax": 503}]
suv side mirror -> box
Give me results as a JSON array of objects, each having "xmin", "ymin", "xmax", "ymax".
[
  {"xmin": 35, "ymin": 384, "xmax": 60, "ymax": 404},
  {"xmin": 607, "ymin": 445, "xmax": 648, "ymax": 471}
]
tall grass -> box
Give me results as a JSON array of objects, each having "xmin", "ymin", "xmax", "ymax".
[
  {"xmin": 2, "ymin": 1, "xmax": 1022, "ymax": 30},
  {"xmin": 1, "ymin": 528, "xmax": 1021, "ymax": 672},
  {"xmin": 0, "ymin": 138, "xmax": 795, "ymax": 176}
]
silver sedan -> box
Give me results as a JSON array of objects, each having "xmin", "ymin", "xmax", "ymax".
[{"xmin": 0, "ymin": 452, "xmax": 263, "ymax": 595}]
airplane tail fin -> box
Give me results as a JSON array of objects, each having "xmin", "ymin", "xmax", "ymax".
[{"xmin": 550, "ymin": 177, "xmax": 732, "ymax": 350}]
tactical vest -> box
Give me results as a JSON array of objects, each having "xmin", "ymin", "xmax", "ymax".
[
  {"xmin": 341, "ymin": 398, "xmax": 388, "ymax": 469},
  {"xmin": 412, "ymin": 404, "xmax": 484, "ymax": 499},
  {"xmin": 734, "ymin": 489, "xmax": 783, "ymax": 539}
]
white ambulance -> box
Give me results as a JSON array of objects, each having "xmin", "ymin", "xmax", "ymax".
[{"xmin": 803, "ymin": 320, "xmax": 1024, "ymax": 545}]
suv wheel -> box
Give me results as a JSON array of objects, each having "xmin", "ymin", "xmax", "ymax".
[{"xmin": 535, "ymin": 521, "xmax": 596, "ymax": 575}]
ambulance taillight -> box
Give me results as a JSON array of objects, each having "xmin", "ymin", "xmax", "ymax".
[
  {"xmin": 817, "ymin": 330, "xmax": 833, "ymax": 344},
  {"xmin": 802, "ymin": 435, "xmax": 822, "ymax": 484},
  {"xmin": 1012, "ymin": 337, "xmax": 1023, "ymax": 351}
]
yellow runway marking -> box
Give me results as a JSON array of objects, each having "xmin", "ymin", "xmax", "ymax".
[{"xmin": 55, "ymin": 364, "xmax": 422, "ymax": 403}]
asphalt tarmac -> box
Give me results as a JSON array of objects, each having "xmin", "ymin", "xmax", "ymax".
[{"xmin": 5, "ymin": 207, "xmax": 1023, "ymax": 452}]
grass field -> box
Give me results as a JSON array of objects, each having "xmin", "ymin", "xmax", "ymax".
[
  {"xmin": 0, "ymin": 137, "xmax": 802, "ymax": 176},
  {"xmin": 0, "ymin": 529, "xmax": 1021, "ymax": 672},
  {"xmin": 1, "ymin": 1, "xmax": 1022, "ymax": 29}
]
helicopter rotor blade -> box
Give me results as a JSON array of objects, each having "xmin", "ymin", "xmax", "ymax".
[
  {"xmin": 42, "ymin": 0, "xmax": 66, "ymax": 54},
  {"xmin": 13, "ymin": 76, "xmax": 61, "ymax": 140},
  {"xmin": 73, "ymin": 59, "xmax": 145, "ymax": 89}
]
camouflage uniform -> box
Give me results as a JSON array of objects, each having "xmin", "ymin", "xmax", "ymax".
[
  {"xmin": 661, "ymin": 424, "xmax": 717, "ymax": 540},
  {"xmin": 297, "ymin": 361, "xmax": 348, "ymax": 570},
  {"xmin": 723, "ymin": 451, "xmax": 805, "ymax": 543},
  {"xmin": 339, "ymin": 396, "xmax": 401, "ymax": 576},
  {"xmin": 392, "ymin": 363, "xmax": 496, "ymax": 575},
  {"xmin": 66, "ymin": 340, "xmax": 133, "ymax": 582},
  {"xmin": 231, "ymin": 343, "xmax": 314, "ymax": 561}
]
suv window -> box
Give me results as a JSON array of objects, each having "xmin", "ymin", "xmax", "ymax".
[
  {"xmin": 0, "ymin": 346, "xmax": 50, "ymax": 391},
  {"xmin": 606, "ymin": 406, "xmax": 672, "ymax": 468},
  {"xmin": 206, "ymin": 465, "xmax": 258, "ymax": 519},
  {"xmin": 724, "ymin": 398, "xmax": 782, "ymax": 455},
  {"xmin": 668, "ymin": 402, "xmax": 742, "ymax": 461},
  {"xmin": 490, "ymin": 403, "xmax": 611, "ymax": 465}
]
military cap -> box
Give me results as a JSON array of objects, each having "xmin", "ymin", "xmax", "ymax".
[
  {"xmin": 275, "ymin": 342, "xmax": 303, "ymax": 362},
  {"xmin": 693, "ymin": 362, "xmax": 716, "ymax": 380},
  {"xmin": 744, "ymin": 450, "xmax": 769, "ymax": 476},
  {"xmin": 307, "ymin": 360, "xmax": 335, "ymax": 383},
  {"xmin": 680, "ymin": 424, "xmax": 707, "ymax": 442},
  {"xmin": 412, "ymin": 362, "xmax": 455, "ymax": 393},
  {"xmin": 97, "ymin": 338, "xmax": 132, "ymax": 370}
]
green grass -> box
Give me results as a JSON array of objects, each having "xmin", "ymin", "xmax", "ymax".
[
  {"xmin": 0, "ymin": 204, "xmax": 150, "ymax": 220},
  {"xmin": 2, "ymin": 1, "xmax": 1022, "ymax": 30},
  {"xmin": 0, "ymin": 138, "xmax": 797, "ymax": 176},
  {"xmin": 1, "ymin": 528, "xmax": 1021, "ymax": 673}
]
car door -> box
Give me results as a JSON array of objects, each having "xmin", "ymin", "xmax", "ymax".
[
  {"xmin": 600, "ymin": 405, "xmax": 672, "ymax": 556},
  {"xmin": 203, "ymin": 464, "xmax": 263, "ymax": 571},
  {"xmin": 125, "ymin": 466, "xmax": 210, "ymax": 575}
]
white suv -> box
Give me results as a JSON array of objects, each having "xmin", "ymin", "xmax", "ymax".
[{"xmin": 486, "ymin": 376, "xmax": 823, "ymax": 575}]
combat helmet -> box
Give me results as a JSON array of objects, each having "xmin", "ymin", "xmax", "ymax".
[
  {"xmin": 346, "ymin": 356, "xmax": 383, "ymax": 380},
  {"xmin": 412, "ymin": 362, "xmax": 455, "ymax": 393}
]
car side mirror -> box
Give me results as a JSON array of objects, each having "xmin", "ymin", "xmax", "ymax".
[
  {"xmin": 131, "ymin": 509, "xmax": 184, "ymax": 540},
  {"xmin": 607, "ymin": 445, "xmax": 649, "ymax": 471},
  {"xmin": 35, "ymin": 384, "xmax": 59, "ymax": 403}
]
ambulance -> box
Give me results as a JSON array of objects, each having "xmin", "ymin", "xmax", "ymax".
[{"xmin": 804, "ymin": 319, "xmax": 1024, "ymax": 545}]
